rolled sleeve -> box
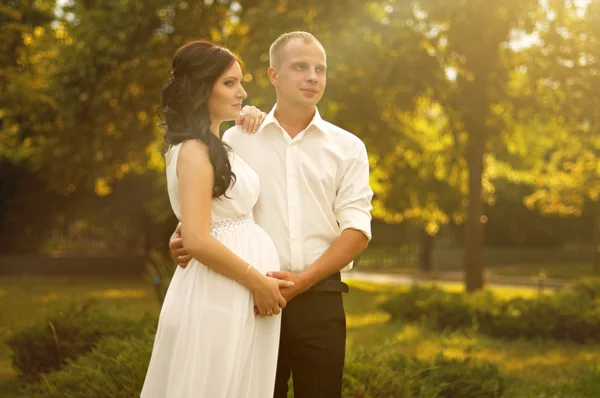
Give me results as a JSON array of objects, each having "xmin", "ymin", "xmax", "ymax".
[{"xmin": 333, "ymin": 142, "xmax": 374, "ymax": 240}]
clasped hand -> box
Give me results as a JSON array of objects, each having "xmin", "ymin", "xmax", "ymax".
[{"xmin": 169, "ymin": 228, "xmax": 298, "ymax": 317}]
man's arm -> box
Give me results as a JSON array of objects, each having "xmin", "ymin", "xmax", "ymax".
[
  {"xmin": 270, "ymin": 141, "xmax": 373, "ymax": 301},
  {"xmin": 269, "ymin": 229, "xmax": 368, "ymax": 301},
  {"xmin": 169, "ymin": 223, "xmax": 192, "ymax": 267}
]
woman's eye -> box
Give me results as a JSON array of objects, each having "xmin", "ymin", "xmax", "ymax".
[{"xmin": 225, "ymin": 81, "xmax": 234, "ymax": 86}]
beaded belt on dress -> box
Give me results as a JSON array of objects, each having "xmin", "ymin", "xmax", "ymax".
[{"xmin": 211, "ymin": 212, "xmax": 255, "ymax": 236}]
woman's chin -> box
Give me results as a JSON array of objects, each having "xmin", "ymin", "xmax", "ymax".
[{"xmin": 225, "ymin": 113, "xmax": 240, "ymax": 122}]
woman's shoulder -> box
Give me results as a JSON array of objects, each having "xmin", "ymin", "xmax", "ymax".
[
  {"xmin": 165, "ymin": 142, "xmax": 182, "ymax": 168},
  {"xmin": 166, "ymin": 140, "xmax": 211, "ymax": 170}
]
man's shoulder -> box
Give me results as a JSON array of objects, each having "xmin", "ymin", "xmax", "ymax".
[
  {"xmin": 222, "ymin": 125, "xmax": 245, "ymax": 143},
  {"xmin": 320, "ymin": 119, "xmax": 366, "ymax": 149}
]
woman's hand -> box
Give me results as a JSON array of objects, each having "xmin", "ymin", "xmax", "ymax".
[
  {"xmin": 248, "ymin": 274, "xmax": 292, "ymax": 317},
  {"xmin": 236, "ymin": 105, "xmax": 267, "ymax": 133}
]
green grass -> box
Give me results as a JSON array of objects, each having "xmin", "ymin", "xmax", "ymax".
[
  {"xmin": 0, "ymin": 275, "xmax": 159, "ymax": 394},
  {"xmin": 1, "ymin": 276, "xmax": 599, "ymax": 397}
]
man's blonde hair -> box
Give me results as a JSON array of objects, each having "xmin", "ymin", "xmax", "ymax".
[{"xmin": 269, "ymin": 31, "xmax": 325, "ymax": 68}]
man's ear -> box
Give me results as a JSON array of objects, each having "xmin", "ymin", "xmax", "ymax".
[{"xmin": 267, "ymin": 67, "xmax": 278, "ymax": 87}]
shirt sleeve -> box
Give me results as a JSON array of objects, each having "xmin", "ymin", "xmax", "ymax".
[{"xmin": 333, "ymin": 141, "xmax": 374, "ymax": 240}]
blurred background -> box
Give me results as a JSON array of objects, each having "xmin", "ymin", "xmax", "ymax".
[
  {"xmin": 1, "ymin": 1, "xmax": 600, "ymax": 397},
  {"xmin": 1, "ymin": 0, "xmax": 599, "ymax": 288}
]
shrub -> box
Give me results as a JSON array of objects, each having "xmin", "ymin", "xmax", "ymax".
[
  {"xmin": 343, "ymin": 347, "xmax": 505, "ymax": 398},
  {"xmin": 565, "ymin": 277, "xmax": 600, "ymax": 300},
  {"xmin": 343, "ymin": 347, "xmax": 416, "ymax": 397},
  {"xmin": 414, "ymin": 356, "xmax": 504, "ymax": 398},
  {"xmin": 22, "ymin": 336, "xmax": 503, "ymax": 398},
  {"xmin": 379, "ymin": 285, "xmax": 472, "ymax": 329},
  {"xmin": 380, "ymin": 279, "xmax": 600, "ymax": 343},
  {"xmin": 25, "ymin": 333, "xmax": 154, "ymax": 398},
  {"xmin": 6, "ymin": 300, "xmax": 156, "ymax": 379}
]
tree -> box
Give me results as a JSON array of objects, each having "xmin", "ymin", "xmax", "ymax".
[
  {"xmin": 0, "ymin": 0, "xmax": 244, "ymax": 252},
  {"xmin": 398, "ymin": 0, "xmax": 540, "ymax": 291},
  {"xmin": 511, "ymin": 0, "xmax": 600, "ymax": 271},
  {"xmin": 0, "ymin": 0, "xmax": 58, "ymax": 251}
]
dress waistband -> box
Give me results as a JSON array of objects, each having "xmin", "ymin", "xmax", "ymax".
[{"xmin": 211, "ymin": 212, "xmax": 255, "ymax": 236}]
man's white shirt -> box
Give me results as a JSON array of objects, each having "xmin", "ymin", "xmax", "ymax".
[{"xmin": 223, "ymin": 105, "xmax": 373, "ymax": 273}]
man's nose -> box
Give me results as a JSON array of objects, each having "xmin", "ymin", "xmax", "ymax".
[{"xmin": 307, "ymin": 70, "xmax": 318, "ymax": 83}]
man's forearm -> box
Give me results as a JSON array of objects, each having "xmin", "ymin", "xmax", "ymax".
[{"xmin": 299, "ymin": 228, "xmax": 369, "ymax": 288}]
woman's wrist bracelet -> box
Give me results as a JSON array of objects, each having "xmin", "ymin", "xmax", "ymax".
[{"xmin": 238, "ymin": 264, "xmax": 252, "ymax": 283}]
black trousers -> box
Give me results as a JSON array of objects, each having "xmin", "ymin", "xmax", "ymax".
[{"xmin": 273, "ymin": 278, "xmax": 347, "ymax": 398}]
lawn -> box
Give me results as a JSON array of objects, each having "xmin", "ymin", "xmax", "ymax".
[{"xmin": 1, "ymin": 276, "xmax": 599, "ymax": 397}]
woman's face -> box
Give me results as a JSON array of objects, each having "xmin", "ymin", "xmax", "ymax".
[{"xmin": 208, "ymin": 61, "xmax": 247, "ymax": 123}]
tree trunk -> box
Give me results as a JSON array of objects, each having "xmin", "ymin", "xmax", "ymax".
[
  {"xmin": 419, "ymin": 229, "xmax": 434, "ymax": 273},
  {"xmin": 593, "ymin": 204, "xmax": 600, "ymax": 275},
  {"xmin": 464, "ymin": 128, "xmax": 486, "ymax": 292}
]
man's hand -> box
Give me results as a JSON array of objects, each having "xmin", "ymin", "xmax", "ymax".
[
  {"xmin": 267, "ymin": 271, "xmax": 310, "ymax": 303},
  {"xmin": 236, "ymin": 105, "xmax": 267, "ymax": 133},
  {"xmin": 169, "ymin": 223, "xmax": 192, "ymax": 268}
]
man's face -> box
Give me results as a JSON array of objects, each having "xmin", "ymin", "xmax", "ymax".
[{"xmin": 269, "ymin": 39, "xmax": 327, "ymax": 109}]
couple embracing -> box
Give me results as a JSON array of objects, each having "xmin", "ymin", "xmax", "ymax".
[{"xmin": 141, "ymin": 31, "xmax": 373, "ymax": 398}]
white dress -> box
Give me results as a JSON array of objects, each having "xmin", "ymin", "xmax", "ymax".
[{"xmin": 141, "ymin": 143, "xmax": 281, "ymax": 398}]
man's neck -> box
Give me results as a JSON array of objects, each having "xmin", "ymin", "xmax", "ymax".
[{"xmin": 274, "ymin": 102, "xmax": 316, "ymax": 139}]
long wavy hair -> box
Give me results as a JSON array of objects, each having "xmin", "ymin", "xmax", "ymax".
[{"xmin": 160, "ymin": 40, "xmax": 238, "ymax": 198}]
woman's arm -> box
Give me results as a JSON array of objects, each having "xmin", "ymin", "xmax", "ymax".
[{"xmin": 177, "ymin": 140, "xmax": 290, "ymax": 315}]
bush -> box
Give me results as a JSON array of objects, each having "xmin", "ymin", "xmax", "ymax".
[
  {"xmin": 16, "ymin": 327, "xmax": 503, "ymax": 398},
  {"xmin": 25, "ymin": 333, "xmax": 154, "ymax": 398},
  {"xmin": 414, "ymin": 356, "xmax": 504, "ymax": 398},
  {"xmin": 477, "ymin": 296, "xmax": 561, "ymax": 340},
  {"xmin": 379, "ymin": 285, "xmax": 472, "ymax": 329},
  {"xmin": 343, "ymin": 348, "xmax": 416, "ymax": 397},
  {"xmin": 565, "ymin": 277, "xmax": 600, "ymax": 300},
  {"xmin": 19, "ymin": 332, "xmax": 504, "ymax": 398},
  {"xmin": 343, "ymin": 347, "xmax": 505, "ymax": 397},
  {"xmin": 380, "ymin": 279, "xmax": 600, "ymax": 343},
  {"xmin": 6, "ymin": 300, "xmax": 156, "ymax": 379}
]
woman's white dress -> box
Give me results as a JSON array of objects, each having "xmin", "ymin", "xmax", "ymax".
[{"xmin": 141, "ymin": 143, "xmax": 281, "ymax": 398}]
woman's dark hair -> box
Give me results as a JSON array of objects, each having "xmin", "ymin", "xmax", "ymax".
[{"xmin": 160, "ymin": 40, "xmax": 238, "ymax": 198}]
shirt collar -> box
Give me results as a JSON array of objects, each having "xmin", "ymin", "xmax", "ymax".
[{"xmin": 258, "ymin": 104, "xmax": 329, "ymax": 135}]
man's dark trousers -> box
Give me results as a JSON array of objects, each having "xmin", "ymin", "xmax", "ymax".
[{"xmin": 273, "ymin": 272, "xmax": 348, "ymax": 398}]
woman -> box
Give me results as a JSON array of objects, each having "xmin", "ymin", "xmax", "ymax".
[{"xmin": 141, "ymin": 41, "xmax": 291, "ymax": 398}]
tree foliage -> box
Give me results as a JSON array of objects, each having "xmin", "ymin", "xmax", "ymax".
[{"xmin": 1, "ymin": 0, "xmax": 598, "ymax": 285}]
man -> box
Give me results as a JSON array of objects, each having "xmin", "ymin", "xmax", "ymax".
[{"xmin": 170, "ymin": 31, "xmax": 373, "ymax": 398}]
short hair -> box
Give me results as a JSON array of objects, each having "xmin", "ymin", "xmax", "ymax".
[{"xmin": 269, "ymin": 31, "xmax": 326, "ymax": 68}]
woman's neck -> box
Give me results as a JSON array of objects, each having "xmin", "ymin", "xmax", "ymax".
[{"xmin": 210, "ymin": 121, "xmax": 221, "ymax": 138}]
